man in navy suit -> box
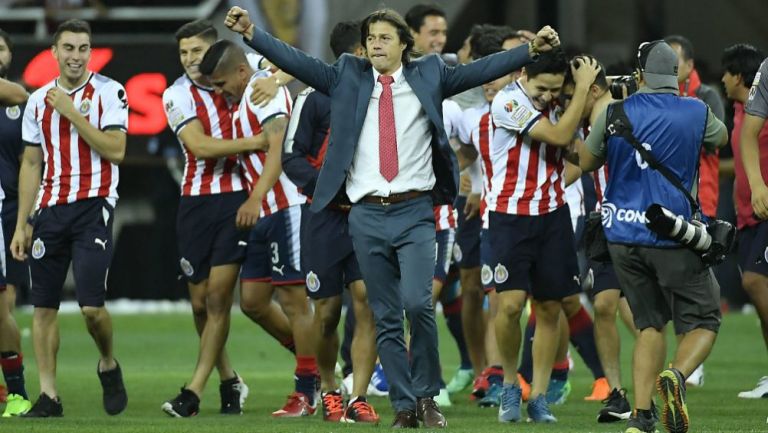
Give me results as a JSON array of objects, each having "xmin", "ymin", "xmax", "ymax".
[{"xmin": 225, "ymin": 6, "xmax": 560, "ymax": 428}]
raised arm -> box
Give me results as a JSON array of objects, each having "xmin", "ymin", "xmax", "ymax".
[{"xmin": 225, "ymin": 6, "xmax": 338, "ymax": 94}]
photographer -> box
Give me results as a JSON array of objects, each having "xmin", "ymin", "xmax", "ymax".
[{"xmin": 579, "ymin": 41, "xmax": 727, "ymax": 433}]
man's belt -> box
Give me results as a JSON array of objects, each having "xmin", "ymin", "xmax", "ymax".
[{"xmin": 360, "ymin": 191, "xmax": 426, "ymax": 206}]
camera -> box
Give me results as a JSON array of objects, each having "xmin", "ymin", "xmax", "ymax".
[
  {"xmin": 645, "ymin": 204, "xmax": 736, "ymax": 266},
  {"xmin": 608, "ymin": 75, "xmax": 639, "ymax": 99}
]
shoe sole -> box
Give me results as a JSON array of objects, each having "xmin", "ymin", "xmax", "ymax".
[
  {"xmin": 597, "ymin": 410, "xmax": 632, "ymax": 423},
  {"xmin": 656, "ymin": 371, "xmax": 689, "ymax": 433},
  {"xmin": 161, "ymin": 402, "xmax": 196, "ymax": 418},
  {"xmin": 737, "ymin": 391, "xmax": 768, "ymax": 398}
]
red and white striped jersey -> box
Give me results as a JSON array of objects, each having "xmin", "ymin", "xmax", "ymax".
[
  {"xmin": 459, "ymin": 102, "xmax": 495, "ymax": 228},
  {"xmin": 433, "ymin": 205, "xmax": 457, "ymax": 231},
  {"xmin": 22, "ymin": 73, "xmax": 127, "ymax": 209},
  {"xmin": 488, "ymin": 80, "xmax": 566, "ymax": 216},
  {"xmin": 163, "ymin": 75, "xmax": 245, "ymax": 196},
  {"xmin": 234, "ymin": 72, "xmax": 305, "ymax": 216}
]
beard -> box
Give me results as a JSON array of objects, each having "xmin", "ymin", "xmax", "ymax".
[{"xmin": 0, "ymin": 64, "xmax": 7, "ymax": 79}]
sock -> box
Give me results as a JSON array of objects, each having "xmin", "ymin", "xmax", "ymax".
[
  {"xmin": 486, "ymin": 365, "xmax": 504, "ymax": 387},
  {"xmin": 295, "ymin": 356, "xmax": 318, "ymax": 404},
  {"xmin": 550, "ymin": 358, "xmax": 570, "ymax": 382},
  {"xmin": 281, "ymin": 338, "xmax": 297, "ymax": 355},
  {"xmin": 637, "ymin": 408, "xmax": 654, "ymax": 419},
  {"xmin": 349, "ymin": 395, "xmax": 366, "ymax": 405},
  {"xmin": 517, "ymin": 311, "xmax": 536, "ymax": 384},
  {"xmin": 567, "ymin": 306, "xmax": 605, "ymax": 379},
  {"xmin": 340, "ymin": 300, "xmax": 355, "ymax": 377},
  {"xmin": 1, "ymin": 352, "xmax": 27, "ymax": 400},
  {"xmin": 443, "ymin": 297, "xmax": 472, "ymax": 370}
]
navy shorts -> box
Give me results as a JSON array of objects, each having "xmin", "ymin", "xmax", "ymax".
[
  {"xmin": 738, "ymin": 221, "xmax": 768, "ymax": 277},
  {"xmin": 29, "ymin": 198, "xmax": 114, "ymax": 308},
  {"xmin": 242, "ymin": 205, "xmax": 303, "ymax": 285},
  {"xmin": 588, "ymin": 260, "xmax": 622, "ymax": 296},
  {"xmin": 301, "ymin": 205, "xmax": 361, "ymax": 299},
  {"xmin": 479, "ymin": 228, "xmax": 495, "ymax": 293},
  {"xmin": 488, "ymin": 205, "xmax": 581, "ymax": 301},
  {"xmin": 434, "ymin": 228, "xmax": 455, "ymax": 284},
  {"xmin": 454, "ymin": 195, "xmax": 481, "ymax": 269},
  {"xmin": 176, "ymin": 191, "xmax": 248, "ymax": 284},
  {"xmin": 2, "ymin": 199, "xmax": 29, "ymax": 288}
]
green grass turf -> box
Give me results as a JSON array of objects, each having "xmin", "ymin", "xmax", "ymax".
[{"xmin": 1, "ymin": 309, "xmax": 766, "ymax": 432}]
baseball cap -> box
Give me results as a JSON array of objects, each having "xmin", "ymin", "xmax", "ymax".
[{"xmin": 637, "ymin": 40, "xmax": 679, "ymax": 90}]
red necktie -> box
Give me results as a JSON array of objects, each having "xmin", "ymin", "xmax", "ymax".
[{"xmin": 378, "ymin": 75, "xmax": 398, "ymax": 182}]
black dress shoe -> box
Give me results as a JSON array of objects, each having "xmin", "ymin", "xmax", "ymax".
[
  {"xmin": 417, "ymin": 397, "xmax": 447, "ymax": 428},
  {"xmin": 391, "ymin": 409, "xmax": 419, "ymax": 428}
]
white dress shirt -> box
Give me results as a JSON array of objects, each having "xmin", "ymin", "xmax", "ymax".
[{"xmin": 346, "ymin": 65, "xmax": 435, "ymax": 202}]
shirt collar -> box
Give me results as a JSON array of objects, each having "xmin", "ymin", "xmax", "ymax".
[{"xmin": 373, "ymin": 64, "xmax": 404, "ymax": 85}]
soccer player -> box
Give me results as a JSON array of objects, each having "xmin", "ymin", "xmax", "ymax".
[
  {"xmin": 11, "ymin": 19, "xmax": 127, "ymax": 417},
  {"xmin": 281, "ymin": 21, "xmax": 380, "ymax": 423},
  {"xmin": 198, "ymin": 39, "xmax": 318, "ymax": 418},
  {"xmin": 0, "ymin": 28, "xmax": 32, "ymax": 417},
  {"xmin": 487, "ymin": 50, "xmax": 600, "ymax": 422}
]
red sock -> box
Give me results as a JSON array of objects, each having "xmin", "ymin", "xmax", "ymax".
[
  {"xmin": 295, "ymin": 355, "xmax": 318, "ymax": 376},
  {"xmin": 0, "ymin": 352, "xmax": 22, "ymax": 373}
]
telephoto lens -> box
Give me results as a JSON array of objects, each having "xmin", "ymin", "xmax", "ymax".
[{"xmin": 645, "ymin": 204, "xmax": 711, "ymax": 251}]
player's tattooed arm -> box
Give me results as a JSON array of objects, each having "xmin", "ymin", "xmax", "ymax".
[{"xmin": 0, "ymin": 77, "xmax": 28, "ymax": 106}]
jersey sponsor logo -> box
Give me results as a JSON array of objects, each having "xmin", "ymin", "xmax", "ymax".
[
  {"xmin": 306, "ymin": 271, "xmax": 320, "ymax": 292},
  {"xmin": 494, "ymin": 264, "xmax": 509, "ymax": 284},
  {"xmin": 481, "ymin": 264, "xmax": 493, "ymax": 285},
  {"xmin": 31, "ymin": 238, "xmax": 46, "ymax": 259},
  {"xmin": 504, "ymin": 99, "xmax": 533, "ymax": 128},
  {"xmin": 754, "ymin": 71, "xmax": 762, "ymax": 86},
  {"xmin": 5, "ymin": 105, "xmax": 20, "ymax": 120},
  {"xmin": 749, "ymin": 85, "xmax": 758, "ymax": 102},
  {"xmin": 602, "ymin": 202, "xmax": 647, "ymax": 228},
  {"xmin": 453, "ymin": 244, "xmax": 463, "ymax": 263},
  {"xmin": 79, "ymin": 98, "xmax": 91, "ymax": 114},
  {"xmin": 180, "ymin": 257, "xmax": 194, "ymax": 277}
]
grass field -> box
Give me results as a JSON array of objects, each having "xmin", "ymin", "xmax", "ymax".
[{"xmin": 1, "ymin": 307, "xmax": 766, "ymax": 433}]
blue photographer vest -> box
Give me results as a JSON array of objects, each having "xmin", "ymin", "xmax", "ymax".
[{"xmin": 602, "ymin": 93, "xmax": 708, "ymax": 247}]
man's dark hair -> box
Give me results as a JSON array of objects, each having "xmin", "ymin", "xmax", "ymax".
[
  {"xmin": 360, "ymin": 9, "xmax": 414, "ymax": 64},
  {"xmin": 563, "ymin": 55, "xmax": 608, "ymax": 89},
  {"xmin": 468, "ymin": 24, "xmax": 509, "ymax": 59},
  {"xmin": 664, "ymin": 34, "xmax": 694, "ymax": 61},
  {"xmin": 330, "ymin": 20, "xmax": 361, "ymax": 59},
  {"xmin": 175, "ymin": 20, "xmax": 217, "ymax": 44},
  {"xmin": 0, "ymin": 28, "xmax": 13, "ymax": 53},
  {"xmin": 525, "ymin": 48, "xmax": 568, "ymax": 78},
  {"xmin": 722, "ymin": 43, "xmax": 765, "ymax": 89},
  {"xmin": 404, "ymin": 4, "xmax": 446, "ymax": 32},
  {"xmin": 199, "ymin": 39, "xmax": 246, "ymax": 76},
  {"xmin": 53, "ymin": 19, "xmax": 91, "ymax": 45}
]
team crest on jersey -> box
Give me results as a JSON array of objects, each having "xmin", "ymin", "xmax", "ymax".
[
  {"xmin": 494, "ymin": 264, "xmax": 509, "ymax": 284},
  {"xmin": 481, "ymin": 264, "xmax": 493, "ymax": 286},
  {"xmin": 79, "ymin": 98, "xmax": 91, "ymax": 114},
  {"xmin": 31, "ymin": 238, "xmax": 46, "ymax": 259},
  {"xmin": 306, "ymin": 271, "xmax": 321, "ymax": 292},
  {"xmin": 180, "ymin": 257, "xmax": 194, "ymax": 277},
  {"xmin": 5, "ymin": 105, "xmax": 20, "ymax": 120},
  {"xmin": 453, "ymin": 244, "xmax": 463, "ymax": 263},
  {"xmin": 504, "ymin": 99, "xmax": 533, "ymax": 127}
]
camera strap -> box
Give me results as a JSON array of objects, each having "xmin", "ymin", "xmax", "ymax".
[{"xmin": 605, "ymin": 101, "xmax": 701, "ymax": 216}]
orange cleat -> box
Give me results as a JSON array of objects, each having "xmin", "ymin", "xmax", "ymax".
[
  {"xmin": 517, "ymin": 373, "xmax": 531, "ymax": 402},
  {"xmin": 584, "ymin": 377, "xmax": 610, "ymax": 401},
  {"xmin": 321, "ymin": 391, "xmax": 344, "ymax": 422},
  {"xmin": 341, "ymin": 398, "xmax": 380, "ymax": 424},
  {"xmin": 272, "ymin": 392, "xmax": 317, "ymax": 417}
]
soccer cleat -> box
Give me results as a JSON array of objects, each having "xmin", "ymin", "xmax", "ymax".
[
  {"xmin": 435, "ymin": 388, "xmax": 452, "ymax": 407},
  {"xmin": 685, "ymin": 364, "xmax": 704, "ymax": 387},
  {"xmin": 625, "ymin": 411, "xmax": 659, "ymax": 433},
  {"xmin": 738, "ymin": 376, "xmax": 768, "ymax": 398},
  {"xmin": 526, "ymin": 394, "xmax": 557, "ymax": 423},
  {"xmin": 585, "ymin": 377, "xmax": 611, "ymax": 401},
  {"xmin": 471, "ymin": 370, "xmax": 490, "ymax": 400},
  {"xmin": 2, "ymin": 394, "xmax": 32, "ymax": 417},
  {"xmin": 367, "ymin": 363, "xmax": 389, "ymax": 397},
  {"xmin": 341, "ymin": 397, "xmax": 380, "ymax": 424},
  {"xmin": 220, "ymin": 376, "xmax": 249, "ymax": 414},
  {"xmin": 161, "ymin": 387, "xmax": 200, "ymax": 417},
  {"xmin": 340, "ymin": 373, "xmax": 354, "ymax": 398},
  {"xmin": 321, "ymin": 391, "xmax": 344, "ymax": 422},
  {"xmin": 518, "ymin": 373, "xmax": 531, "ymax": 402},
  {"xmin": 21, "ymin": 393, "xmax": 63, "ymax": 418},
  {"xmin": 546, "ymin": 379, "xmax": 571, "ymax": 405},
  {"xmin": 598, "ymin": 388, "xmax": 632, "ymax": 423},
  {"xmin": 446, "ymin": 368, "xmax": 474, "ymax": 394},
  {"xmin": 656, "ymin": 368, "xmax": 689, "ymax": 433},
  {"xmin": 272, "ymin": 392, "xmax": 316, "ymax": 417},
  {"xmin": 497, "ymin": 383, "xmax": 522, "ymax": 423},
  {"xmin": 97, "ymin": 361, "xmax": 128, "ymax": 415},
  {"xmin": 479, "ymin": 382, "xmax": 502, "ymax": 407}
]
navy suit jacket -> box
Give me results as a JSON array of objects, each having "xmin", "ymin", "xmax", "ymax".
[{"xmin": 245, "ymin": 27, "xmax": 535, "ymax": 211}]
